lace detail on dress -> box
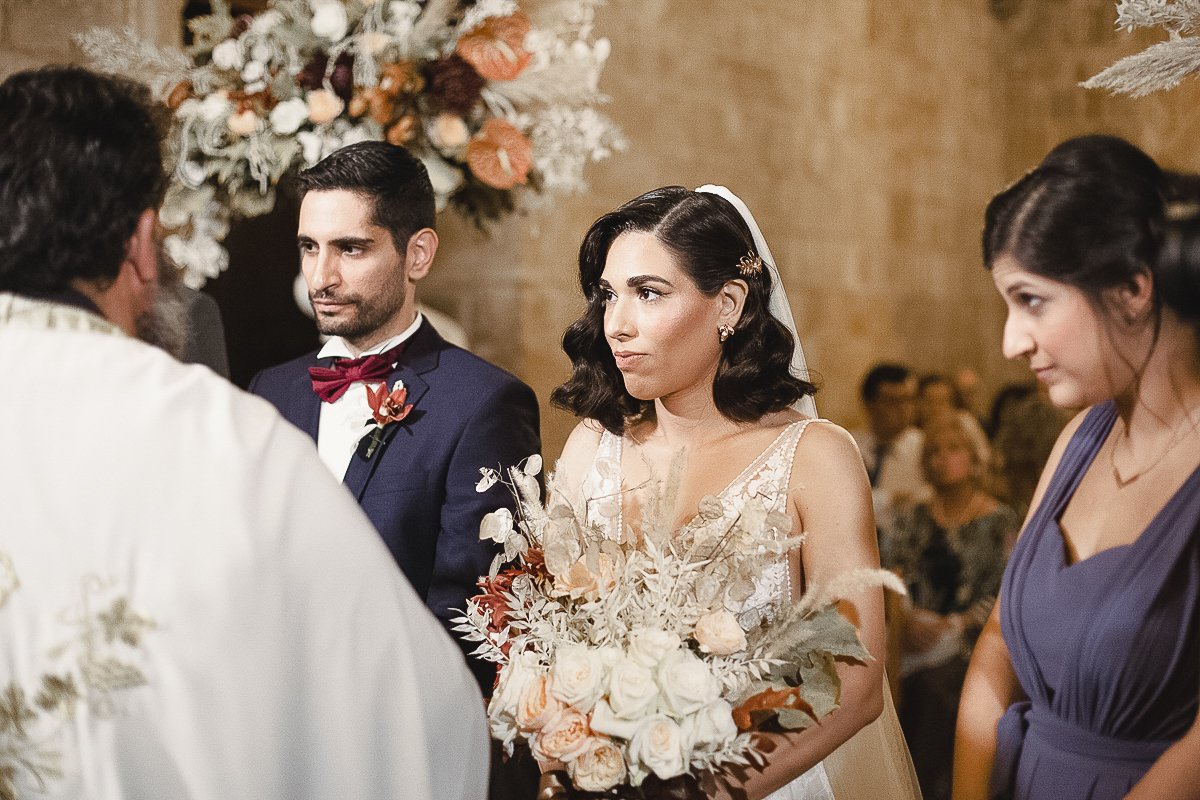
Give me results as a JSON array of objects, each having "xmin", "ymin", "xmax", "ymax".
[{"xmin": 581, "ymin": 420, "xmax": 824, "ymax": 628}]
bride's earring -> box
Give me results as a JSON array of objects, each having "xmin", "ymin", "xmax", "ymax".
[{"xmin": 718, "ymin": 323, "xmax": 735, "ymax": 342}]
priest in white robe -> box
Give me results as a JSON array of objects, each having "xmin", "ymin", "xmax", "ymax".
[{"xmin": 0, "ymin": 66, "xmax": 488, "ymax": 800}]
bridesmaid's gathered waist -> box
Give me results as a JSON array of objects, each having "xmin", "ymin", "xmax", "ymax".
[{"xmin": 1023, "ymin": 705, "xmax": 1175, "ymax": 764}]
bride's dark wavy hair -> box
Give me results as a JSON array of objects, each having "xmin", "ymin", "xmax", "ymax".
[{"xmin": 551, "ymin": 186, "xmax": 817, "ymax": 434}]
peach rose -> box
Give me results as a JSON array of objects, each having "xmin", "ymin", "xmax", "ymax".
[
  {"xmin": 534, "ymin": 706, "xmax": 592, "ymax": 763},
  {"xmin": 226, "ymin": 108, "xmax": 259, "ymax": 137},
  {"xmin": 693, "ymin": 609, "xmax": 747, "ymax": 655},
  {"xmin": 516, "ymin": 673, "xmax": 562, "ymax": 732},
  {"xmin": 306, "ymin": 89, "xmax": 344, "ymax": 125},
  {"xmin": 569, "ymin": 736, "xmax": 627, "ymax": 792}
]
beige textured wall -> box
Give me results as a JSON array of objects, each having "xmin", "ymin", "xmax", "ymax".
[
  {"xmin": 5, "ymin": 0, "xmax": 1198, "ymax": 461},
  {"xmin": 513, "ymin": 0, "xmax": 1013, "ymax": 457}
]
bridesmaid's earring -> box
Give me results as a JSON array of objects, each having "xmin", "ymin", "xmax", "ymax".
[{"xmin": 718, "ymin": 323, "xmax": 735, "ymax": 342}]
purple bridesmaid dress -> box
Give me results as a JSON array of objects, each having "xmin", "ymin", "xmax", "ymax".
[{"xmin": 992, "ymin": 401, "xmax": 1200, "ymax": 799}]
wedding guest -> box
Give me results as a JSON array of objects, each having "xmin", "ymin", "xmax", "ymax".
[
  {"xmin": 955, "ymin": 135, "xmax": 1200, "ymax": 800},
  {"xmin": 918, "ymin": 372, "xmax": 993, "ymax": 486},
  {"xmin": 249, "ymin": 141, "xmax": 541, "ymax": 693},
  {"xmin": 851, "ymin": 363, "xmax": 931, "ymax": 535},
  {"xmin": 0, "ymin": 66, "xmax": 486, "ymax": 800},
  {"xmin": 551, "ymin": 186, "xmax": 921, "ymax": 799},
  {"xmin": 989, "ymin": 382, "xmax": 1068, "ymax": 516},
  {"xmin": 883, "ymin": 413, "xmax": 1019, "ymax": 800}
]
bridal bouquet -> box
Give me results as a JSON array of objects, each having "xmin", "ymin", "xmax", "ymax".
[
  {"xmin": 79, "ymin": 0, "xmax": 624, "ymax": 288},
  {"xmin": 454, "ymin": 456, "xmax": 904, "ymax": 795}
]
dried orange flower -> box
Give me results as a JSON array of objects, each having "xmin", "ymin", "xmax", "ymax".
[
  {"xmin": 467, "ymin": 118, "xmax": 533, "ymax": 189},
  {"xmin": 378, "ymin": 60, "xmax": 423, "ymax": 97},
  {"xmin": 455, "ymin": 13, "xmax": 533, "ymax": 82},
  {"xmin": 166, "ymin": 80, "xmax": 192, "ymax": 110},
  {"xmin": 386, "ymin": 115, "xmax": 417, "ymax": 145}
]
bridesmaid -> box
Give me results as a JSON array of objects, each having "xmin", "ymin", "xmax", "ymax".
[{"xmin": 954, "ymin": 135, "xmax": 1200, "ymax": 799}]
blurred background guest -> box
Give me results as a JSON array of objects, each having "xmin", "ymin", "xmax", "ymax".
[
  {"xmin": 883, "ymin": 413, "xmax": 1019, "ymax": 800},
  {"xmin": 988, "ymin": 381, "xmax": 1070, "ymax": 516},
  {"xmin": 918, "ymin": 371, "xmax": 993, "ymax": 485}
]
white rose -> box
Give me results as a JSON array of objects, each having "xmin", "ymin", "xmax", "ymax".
[
  {"xmin": 533, "ymin": 706, "xmax": 592, "ymax": 763},
  {"xmin": 490, "ymin": 651, "xmax": 540, "ymax": 720},
  {"xmin": 241, "ymin": 60, "xmax": 266, "ymax": 83},
  {"xmin": 657, "ymin": 649, "xmax": 720, "ymax": 718},
  {"xmin": 550, "ymin": 644, "xmax": 606, "ymax": 713},
  {"xmin": 629, "ymin": 716, "xmax": 688, "ymax": 781},
  {"xmin": 569, "ymin": 736, "xmax": 627, "ymax": 792},
  {"xmin": 177, "ymin": 160, "xmax": 206, "ymax": 188},
  {"xmin": 269, "ymin": 97, "xmax": 309, "ymax": 135},
  {"xmin": 418, "ymin": 154, "xmax": 463, "ymax": 210},
  {"xmin": 693, "ymin": 609, "xmax": 747, "ymax": 655},
  {"xmin": 211, "ymin": 39, "xmax": 243, "ymax": 70},
  {"xmin": 607, "ymin": 656, "xmax": 659, "ymax": 719},
  {"xmin": 199, "ymin": 92, "xmax": 232, "ymax": 121},
  {"xmin": 251, "ymin": 42, "xmax": 272, "ymax": 64},
  {"xmin": 311, "ymin": 1, "xmax": 349, "ymax": 40},
  {"xmin": 683, "ymin": 699, "xmax": 738, "ymax": 748},
  {"xmin": 627, "ymin": 628, "xmax": 681, "ymax": 669},
  {"xmin": 588, "ymin": 698, "xmax": 640, "ymax": 740},
  {"xmin": 297, "ymin": 131, "xmax": 325, "ymax": 166}
]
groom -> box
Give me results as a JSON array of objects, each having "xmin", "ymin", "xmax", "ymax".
[{"xmin": 250, "ymin": 141, "xmax": 540, "ymax": 691}]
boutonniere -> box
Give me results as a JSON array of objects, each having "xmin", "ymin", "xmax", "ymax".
[{"xmin": 359, "ymin": 380, "xmax": 414, "ymax": 460}]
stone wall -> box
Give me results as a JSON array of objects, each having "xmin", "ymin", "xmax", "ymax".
[{"xmin": 4, "ymin": 0, "xmax": 1196, "ymax": 458}]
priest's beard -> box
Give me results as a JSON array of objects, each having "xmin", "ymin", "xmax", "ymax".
[{"xmin": 135, "ymin": 259, "xmax": 189, "ymax": 360}]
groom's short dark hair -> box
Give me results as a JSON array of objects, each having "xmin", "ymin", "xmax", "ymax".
[
  {"xmin": 297, "ymin": 141, "xmax": 436, "ymax": 251},
  {"xmin": 0, "ymin": 66, "xmax": 167, "ymax": 294}
]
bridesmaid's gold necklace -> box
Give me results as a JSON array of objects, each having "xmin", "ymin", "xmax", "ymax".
[{"xmin": 1108, "ymin": 415, "xmax": 1196, "ymax": 489}]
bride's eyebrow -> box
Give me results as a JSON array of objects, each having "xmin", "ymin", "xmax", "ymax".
[{"xmin": 627, "ymin": 275, "xmax": 675, "ymax": 288}]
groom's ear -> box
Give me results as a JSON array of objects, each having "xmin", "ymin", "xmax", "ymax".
[
  {"xmin": 719, "ymin": 279, "xmax": 748, "ymax": 325},
  {"xmin": 404, "ymin": 228, "xmax": 439, "ymax": 281}
]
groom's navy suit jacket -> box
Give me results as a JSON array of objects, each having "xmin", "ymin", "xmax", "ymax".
[{"xmin": 249, "ymin": 320, "xmax": 540, "ymax": 691}]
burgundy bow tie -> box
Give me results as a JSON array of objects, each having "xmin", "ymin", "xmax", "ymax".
[{"xmin": 308, "ymin": 343, "xmax": 407, "ymax": 403}]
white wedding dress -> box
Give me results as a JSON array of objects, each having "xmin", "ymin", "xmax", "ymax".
[{"xmin": 582, "ymin": 419, "xmax": 922, "ymax": 800}]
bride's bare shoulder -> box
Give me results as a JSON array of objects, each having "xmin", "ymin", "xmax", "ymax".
[
  {"xmin": 554, "ymin": 419, "xmax": 609, "ymax": 489},
  {"xmin": 790, "ymin": 417, "xmax": 865, "ymax": 475}
]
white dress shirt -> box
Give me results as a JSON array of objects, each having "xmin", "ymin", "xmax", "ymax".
[{"xmin": 315, "ymin": 313, "xmax": 423, "ymax": 480}]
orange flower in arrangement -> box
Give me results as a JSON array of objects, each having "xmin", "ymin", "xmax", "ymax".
[
  {"xmin": 467, "ymin": 118, "xmax": 533, "ymax": 190},
  {"xmin": 378, "ymin": 60, "xmax": 424, "ymax": 97},
  {"xmin": 455, "ymin": 12, "xmax": 534, "ymax": 82}
]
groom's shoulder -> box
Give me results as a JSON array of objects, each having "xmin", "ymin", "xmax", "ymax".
[
  {"xmin": 429, "ymin": 340, "xmax": 534, "ymax": 401},
  {"xmin": 248, "ymin": 349, "xmax": 320, "ymax": 396}
]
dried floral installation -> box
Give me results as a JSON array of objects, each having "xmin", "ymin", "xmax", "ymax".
[
  {"xmin": 1085, "ymin": 0, "xmax": 1200, "ymax": 95},
  {"xmin": 79, "ymin": 0, "xmax": 625, "ymax": 288}
]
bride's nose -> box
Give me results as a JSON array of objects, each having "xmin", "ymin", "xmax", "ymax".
[{"xmin": 605, "ymin": 298, "xmax": 634, "ymax": 341}]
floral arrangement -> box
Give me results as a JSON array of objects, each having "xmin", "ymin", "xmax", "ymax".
[
  {"xmin": 454, "ymin": 456, "xmax": 904, "ymax": 795},
  {"xmin": 1084, "ymin": 0, "xmax": 1200, "ymax": 95},
  {"xmin": 80, "ymin": 0, "xmax": 625, "ymax": 288}
]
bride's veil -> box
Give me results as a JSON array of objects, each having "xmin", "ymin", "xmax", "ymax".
[{"xmin": 695, "ymin": 185, "xmax": 817, "ymax": 419}]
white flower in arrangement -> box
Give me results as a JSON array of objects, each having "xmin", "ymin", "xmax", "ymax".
[
  {"xmin": 296, "ymin": 131, "xmax": 325, "ymax": 167},
  {"xmin": 197, "ymin": 92, "xmax": 233, "ymax": 122},
  {"xmin": 240, "ymin": 60, "xmax": 266, "ymax": 84},
  {"xmin": 629, "ymin": 715, "xmax": 688, "ymax": 781},
  {"xmin": 211, "ymin": 39, "xmax": 242, "ymax": 71},
  {"xmin": 656, "ymin": 649, "xmax": 721, "ymax": 718},
  {"xmin": 627, "ymin": 628, "xmax": 681, "ymax": 670},
  {"xmin": 269, "ymin": 97, "xmax": 309, "ymax": 135},
  {"xmin": 569, "ymin": 736, "xmax": 627, "ymax": 792},
  {"xmin": 479, "ymin": 507, "xmax": 514, "ymax": 543},
  {"xmin": 490, "ymin": 650, "xmax": 541, "ymax": 720},
  {"xmin": 361, "ymin": 31, "xmax": 392, "ymax": 55},
  {"xmin": 693, "ymin": 608, "xmax": 748, "ymax": 655},
  {"xmin": 606, "ymin": 656, "xmax": 659, "ymax": 720},
  {"xmin": 310, "ymin": 1, "xmax": 349, "ymax": 41},
  {"xmin": 588, "ymin": 698, "xmax": 640, "ymax": 740},
  {"xmin": 176, "ymin": 161, "xmax": 207, "ymax": 189},
  {"xmin": 250, "ymin": 9, "xmax": 283, "ymax": 34},
  {"xmin": 418, "ymin": 153, "xmax": 464, "ymax": 209},
  {"xmin": 549, "ymin": 644, "xmax": 608, "ymax": 713},
  {"xmin": 250, "ymin": 41, "xmax": 272, "ymax": 64},
  {"xmin": 387, "ymin": 1, "xmax": 422, "ymax": 38},
  {"xmin": 683, "ymin": 699, "xmax": 739, "ymax": 749}
]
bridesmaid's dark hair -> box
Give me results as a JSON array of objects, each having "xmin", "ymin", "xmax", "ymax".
[
  {"xmin": 983, "ymin": 134, "xmax": 1200, "ymax": 330},
  {"xmin": 551, "ymin": 186, "xmax": 816, "ymax": 434}
]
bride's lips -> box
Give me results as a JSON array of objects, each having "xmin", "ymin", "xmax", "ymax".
[{"xmin": 612, "ymin": 350, "xmax": 646, "ymax": 369}]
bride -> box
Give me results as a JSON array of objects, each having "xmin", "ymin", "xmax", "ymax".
[{"xmin": 547, "ymin": 186, "xmax": 921, "ymax": 799}]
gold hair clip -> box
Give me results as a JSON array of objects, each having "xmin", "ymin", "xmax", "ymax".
[{"xmin": 737, "ymin": 252, "xmax": 763, "ymax": 277}]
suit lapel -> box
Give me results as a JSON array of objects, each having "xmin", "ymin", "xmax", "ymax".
[{"xmin": 341, "ymin": 321, "xmax": 442, "ymax": 500}]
